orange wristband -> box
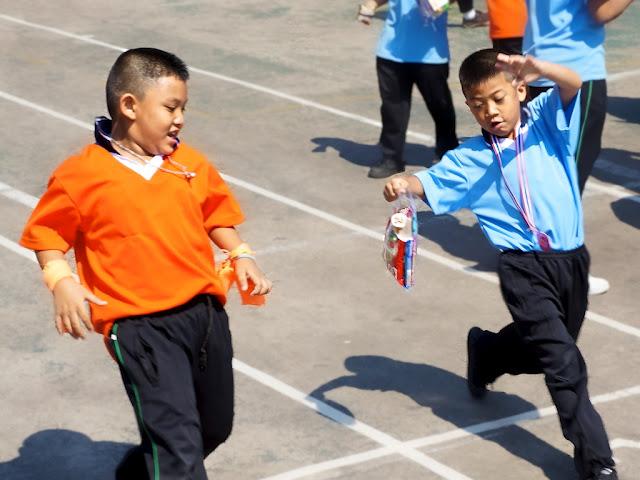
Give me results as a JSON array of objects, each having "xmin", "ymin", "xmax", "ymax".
[{"xmin": 42, "ymin": 259, "xmax": 77, "ymax": 290}]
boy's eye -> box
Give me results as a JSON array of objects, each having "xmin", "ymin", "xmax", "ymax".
[{"xmin": 165, "ymin": 105, "xmax": 177, "ymax": 112}]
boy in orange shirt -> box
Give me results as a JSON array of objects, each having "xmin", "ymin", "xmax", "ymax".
[{"xmin": 20, "ymin": 48, "xmax": 271, "ymax": 480}]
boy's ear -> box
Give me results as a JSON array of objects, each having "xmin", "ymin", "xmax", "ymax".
[
  {"xmin": 516, "ymin": 81, "xmax": 527, "ymax": 102},
  {"xmin": 118, "ymin": 93, "xmax": 137, "ymax": 121}
]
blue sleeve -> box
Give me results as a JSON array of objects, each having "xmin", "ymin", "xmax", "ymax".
[
  {"xmin": 413, "ymin": 151, "xmax": 470, "ymax": 215},
  {"xmin": 526, "ymin": 85, "xmax": 582, "ymax": 157}
]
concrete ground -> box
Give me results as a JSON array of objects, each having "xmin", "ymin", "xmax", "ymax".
[{"xmin": 0, "ymin": 1, "xmax": 638, "ymax": 479}]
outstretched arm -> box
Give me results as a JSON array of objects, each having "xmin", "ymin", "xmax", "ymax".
[
  {"xmin": 383, "ymin": 175, "xmax": 425, "ymax": 202},
  {"xmin": 588, "ymin": 0, "xmax": 634, "ymax": 24},
  {"xmin": 496, "ymin": 53, "xmax": 582, "ymax": 107}
]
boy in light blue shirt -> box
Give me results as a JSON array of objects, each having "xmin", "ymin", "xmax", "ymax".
[{"xmin": 383, "ymin": 49, "xmax": 617, "ymax": 480}]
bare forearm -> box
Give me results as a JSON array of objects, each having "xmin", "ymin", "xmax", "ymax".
[
  {"xmin": 588, "ymin": 0, "xmax": 633, "ymax": 24},
  {"xmin": 208, "ymin": 227, "xmax": 245, "ymax": 251},
  {"xmin": 407, "ymin": 175, "xmax": 426, "ymax": 198},
  {"xmin": 537, "ymin": 60, "xmax": 582, "ymax": 106},
  {"xmin": 35, "ymin": 249, "xmax": 66, "ymax": 268}
]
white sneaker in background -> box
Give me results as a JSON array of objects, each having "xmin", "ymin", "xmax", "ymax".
[{"xmin": 588, "ymin": 275, "xmax": 610, "ymax": 296}]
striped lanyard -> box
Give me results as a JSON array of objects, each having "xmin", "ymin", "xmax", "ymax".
[{"xmin": 490, "ymin": 126, "xmax": 551, "ymax": 252}]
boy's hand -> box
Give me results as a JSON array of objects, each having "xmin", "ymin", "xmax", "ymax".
[
  {"xmin": 383, "ymin": 176, "xmax": 410, "ymax": 202},
  {"xmin": 233, "ymin": 258, "xmax": 273, "ymax": 296},
  {"xmin": 495, "ymin": 53, "xmax": 543, "ymax": 86},
  {"xmin": 52, "ymin": 278, "xmax": 107, "ymax": 339},
  {"xmin": 357, "ymin": 1, "xmax": 377, "ymax": 25}
]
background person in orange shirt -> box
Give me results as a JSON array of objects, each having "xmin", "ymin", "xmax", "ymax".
[
  {"xmin": 487, "ymin": 0, "xmax": 527, "ymax": 54},
  {"xmin": 20, "ymin": 48, "xmax": 272, "ymax": 480}
]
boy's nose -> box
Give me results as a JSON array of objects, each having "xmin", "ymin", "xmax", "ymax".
[{"xmin": 485, "ymin": 103, "xmax": 499, "ymax": 117}]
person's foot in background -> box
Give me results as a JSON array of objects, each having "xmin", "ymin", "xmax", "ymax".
[{"xmin": 462, "ymin": 9, "xmax": 489, "ymax": 28}]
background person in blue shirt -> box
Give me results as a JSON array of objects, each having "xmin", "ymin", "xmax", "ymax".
[
  {"xmin": 383, "ymin": 49, "xmax": 617, "ymax": 480},
  {"xmin": 358, "ymin": 0, "xmax": 459, "ymax": 178},
  {"xmin": 524, "ymin": 0, "xmax": 634, "ymax": 295}
]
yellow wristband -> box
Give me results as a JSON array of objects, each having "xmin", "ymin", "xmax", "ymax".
[
  {"xmin": 42, "ymin": 259, "xmax": 76, "ymax": 291},
  {"xmin": 228, "ymin": 243, "xmax": 256, "ymax": 261}
]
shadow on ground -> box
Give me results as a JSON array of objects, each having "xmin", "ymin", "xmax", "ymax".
[
  {"xmin": 607, "ymin": 96, "xmax": 640, "ymax": 125},
  {"xmin": 311, "ymin": 137, "xmax": 439, "ymax": 169},
  {"xmin": 0, "ymin": 429, "xmax": 132, "ymax": 480},
  {"xmin": 310, "ymin": 356, "xmax": 576, "ymax": 480},
  {"xmin": 611, "ymin": 196, "xmax": 640, "ymax": 229},
  {"xmin": 417, "ymin": 211, "xmax": 498, "ymax": 271},
  {"xmin": 592, "ymin": 147, "xmax": 640, "ymax": 193}
]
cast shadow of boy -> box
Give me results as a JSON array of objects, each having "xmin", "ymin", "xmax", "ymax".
[
  {"xmin": 0, "ymin": 429, "xmax": 132, "ymax": 480},
  {"xmin": 611, "ymin": 196, "xmax": 640, "ymax": 230},
  {"xmin": 416, "ymin": 211, "xmax": 498, "ymax": 271},
  {"xmin": 607, "ymin": 96, "xmax": 640, "ymax": 125},
  {"xmin": 311, "ymin": 137, "xmax": 439, "ymax": 169},
  {"xmin": 309, "ymin": 355, "xmax": 575, "ymax": 479}
]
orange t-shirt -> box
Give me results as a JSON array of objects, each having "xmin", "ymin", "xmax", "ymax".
[
  {"xmin": 20, "ymin": 142, "xmax": 244, "ymax": 336},
  {"xmin": 487, "ymin": 0, "xmax": 527, "ymax": 40}
]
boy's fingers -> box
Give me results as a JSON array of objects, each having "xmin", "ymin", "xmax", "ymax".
[
  {"xmin": 61, "ymin": 313, "xmax": 73, "ymax": 338},
  {"xmin": 77, "ymin": 304, "xmax": 93, "ymax": 332},
  {"xmin": 69, "ymin": 310, "xmax": 85, "ymax": 339},
  {"xmin": 54, "ymin": 315, "xmax": 64, "ymax": 335}
]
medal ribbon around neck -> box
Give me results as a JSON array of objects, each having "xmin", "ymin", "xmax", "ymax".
[
  {"xmin": 95, "ymin": 122, "xmax": 196, "ymax": 179},
  {"xmin": 490, "ymin": 125, "xmax": 551, "ymax": 252}
]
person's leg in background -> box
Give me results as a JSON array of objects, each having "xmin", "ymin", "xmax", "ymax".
[
  {"xmin": 413, "ymin": 62, "xmax": 458, "ymax": 160},
  {"xmin": 369, "ymin": 57, "xmax": 414, "ymax": 178}
]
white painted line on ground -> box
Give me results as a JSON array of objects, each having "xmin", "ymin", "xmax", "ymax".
[
  {"xmin": 586, "ymin": 179, "xmax": 640, "ymax": 205},
  {"xmin": 0, "ymin": 180, "xmax": 39, "ymax": 209},
  {"xmin": 0, "ymin": 234, "xmax": 36, "ymax": 261},
  {"xmin": 608, "ymin": 68, "xmax": 640, "ymax": 83},
  {"xmin": 0, "ymin": 13, "xmax": 435, "ymax": 144},
  {"xmin": 259, "ymin": 447, "xmax": 395, "ymax": 480},
  {"xmin": 259, "ymin": 384, "xmax": 640, "ymax": 480},
  {"xmin": 0, "ymin": 231, "xmax": 470, "ymax": 479},
  {"xmin": 610, "ymin": 438, "xmax": 640, "ymax": 450},
  {"xmin": 234, "ymin": 360, "xmax": 473, "ymax": 480},
  {"xmin": 1, "ymin": 89, "xmax": 639, "ymax": 340}
]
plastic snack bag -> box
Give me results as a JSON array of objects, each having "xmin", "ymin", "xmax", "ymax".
[
  {"xmin": 417, "ymin": 0, "xmax": 450, "ymax": 19},
  {"xmin": 382, "ymin": 193, "xmax": 418, "ymax": 289}
]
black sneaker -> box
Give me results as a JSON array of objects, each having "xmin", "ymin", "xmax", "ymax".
[
  {"xmin": 467, "ymin": 327, "xmax": 488, "ymax": 399},
  {"xmin": 367, "ymin": 158, "xmax": 405, "ymax": 179},
  {"xmin": 462, "ymin": 10, "xmax": 489, "ymax": 28},
  {"xmin": 593, "ymin": 467, "xmax": 618, "ymax": 480}
]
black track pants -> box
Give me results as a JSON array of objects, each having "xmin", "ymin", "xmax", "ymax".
[
  {"xmin": 477, "ymin": 247, "xmax": 614, "ymax": 479},
  {"xmin": 111, "ymin": 295, "xmax": 234, "ymax": 480}
]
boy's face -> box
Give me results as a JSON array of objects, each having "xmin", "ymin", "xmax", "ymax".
[
  {"xmin": 122, "ymin": 75, "xmax": 188, "ymax": 156},
  {"xmin": 464, "ymin": 72, "xmax": 527, "ymax": 139}
]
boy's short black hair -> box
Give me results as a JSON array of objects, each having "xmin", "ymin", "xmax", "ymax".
[
  {"xmin": 106, "ymin": 48, "xmax": 189, "ymax": 118},
  {"xmin": 459, "ymin": 48, "xmax": 510, "ymax": 97}
]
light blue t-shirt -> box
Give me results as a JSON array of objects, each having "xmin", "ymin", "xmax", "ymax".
[
  {"xmin": 524, "ymin": 0, "xmax": 606, "ymax": 85},
  {"xmin": 415, "ymin": 87, "xmax": 583, "ymax": 252},
  {"xmin": 376, "ymin": 0, "xmax": 449, "ymax": 64}
]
